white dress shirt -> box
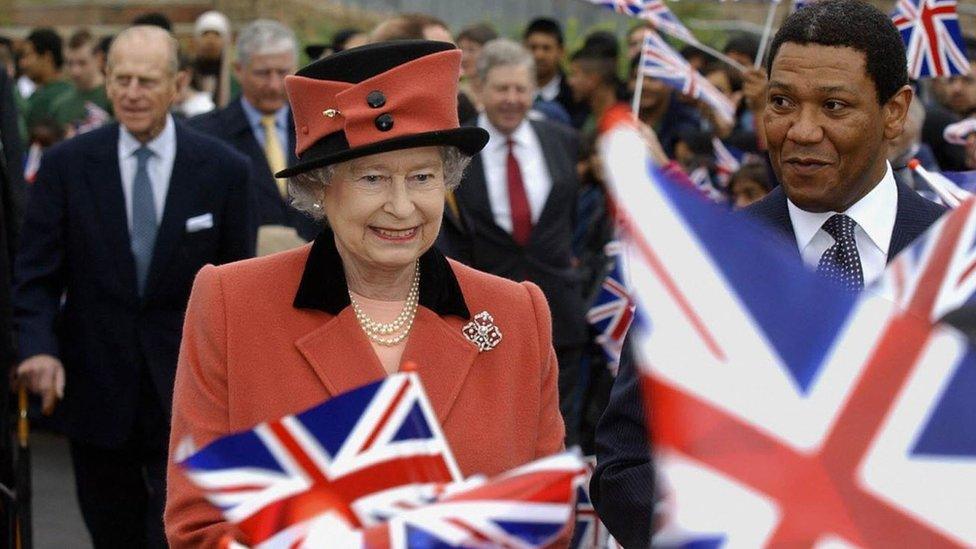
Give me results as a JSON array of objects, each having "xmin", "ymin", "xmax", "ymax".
[
  {"xmin": 477, "ymin": 114, "xmax": 553, "ymax": 234},
  {"xmin": 787, "ymin": 163, "xmax": 898, "ymax": 287},
  {"xmin": 537, "ymin": 73, "xmax": 561, "ymax": 102},
  {"xmin": 118, "ymin": 115, "xmax": 176, "ymax": 230}
]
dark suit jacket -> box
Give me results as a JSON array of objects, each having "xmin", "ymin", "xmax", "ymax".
[
  {"xmin": 552, "ymin": 70, "xmax": 590, "ymax": 130},
  {"xmin": 590, "ymin": 179, "xmax": 945, "ymax": 548},
  {"xmin": 743, "ymin": 180, "xmax": 946, "ymax": 260},
  {"xmin": 454, "ymin": 119, "xmax": 587, "ymax": 349},
  {"xmin": 13, "ymin": 121, "xmax": 257, "ymax": 447},
  {"xmin": 189, "ymin": 98, "xmax": 320, "ymax": 241}
]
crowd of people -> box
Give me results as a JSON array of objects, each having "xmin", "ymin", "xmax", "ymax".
[{"xmin": 0, "ymin": 1, "xmax": 973, "ymax": 546}]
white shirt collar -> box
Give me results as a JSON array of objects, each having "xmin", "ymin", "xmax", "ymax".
[
  {"xmin": 119, "ymin": 114, "xmax": 176, "ymax": 161},
  {"xmin": 538, "ymin": 73, "xmax": 561, "ymax": 102},
  {"xmin": 477, "ymin": 112, "xmax": 533, "ymax": 150},
  {"xmin": 787, "ymin": 162, "xmax": 897, "ymax": 255}
]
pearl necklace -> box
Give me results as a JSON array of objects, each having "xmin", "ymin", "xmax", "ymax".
[{"xmin": 349, "ymin": 262, "xmax": 420, "ymax": 346}]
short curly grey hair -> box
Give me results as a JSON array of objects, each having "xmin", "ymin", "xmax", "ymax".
[{"xmin": 288, "ymin": 146, "xmax": 472, "ymax": 221}]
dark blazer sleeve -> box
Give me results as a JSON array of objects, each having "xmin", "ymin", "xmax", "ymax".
[
  {"xmin": 12, "ymin": 144, "xmax": 68, "ymax": 360},
  {"xmin": 214, "ymin": 143, "xmax": 257, "ymax": 263},
  {"xmin": 590, "ymin": 345, "xmax": 655, "ymax": 549}
]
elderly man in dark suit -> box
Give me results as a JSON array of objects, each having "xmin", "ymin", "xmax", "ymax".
[
  {"xmin": 591, "ymin": 1, "xmax": 945, "ymax": 546},
  {"xmin": 452, "ymin": 38, "xmax": 586, "ymax": 444},
  {"xmin": 13, "ymin": 26, "xmax": 255, "ymax": 548},
  {"xmin": 190, "ymin": 19, "xmax": 318, "ymax": 253}
]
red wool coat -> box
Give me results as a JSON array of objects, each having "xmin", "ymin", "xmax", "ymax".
[{"xmin": 164, "ymin": 241, "xmax": 565, "ymax": 547}]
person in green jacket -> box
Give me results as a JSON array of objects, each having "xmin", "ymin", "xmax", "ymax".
[
  {"xmin": 19, "ymin": 28, "xmax": 72, "ymax": 135},
  {"xmin": 51, "ymin": 29, "xmax": 112, "ymax": 135}
]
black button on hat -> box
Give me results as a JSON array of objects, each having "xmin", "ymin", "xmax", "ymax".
[
  {"xmin": 375, "ymin": 114, "xmax": 394, "ymax": 132},
  {"xmin": 366, "ymin": 90, "xmax": 386, "ymax": 108}
]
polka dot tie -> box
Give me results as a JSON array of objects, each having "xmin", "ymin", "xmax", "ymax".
[{"xmin": 816, "ymin": 214, "xmax": 864, "ymax": 292}]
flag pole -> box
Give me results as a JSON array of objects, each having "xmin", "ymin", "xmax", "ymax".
[
  {"xmin": 690, "ymin": 41, "xmax": 748, "ymax": 73},
  {"xmin": 755, "ymin": 0, "xmax": 780, "ymax": 68},
  {"xmin": 632, "ymin": 30, "xmax": 650, "ymax": 118}
]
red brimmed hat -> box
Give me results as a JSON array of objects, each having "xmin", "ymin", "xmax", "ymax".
[{"xmin": 276, "ymin": 40, "xmax": 488, "ymax": 178}]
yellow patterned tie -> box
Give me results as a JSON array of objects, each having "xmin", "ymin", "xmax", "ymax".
[{"xmin": 261, "ymin": 115, "xmax": 288, "ymax": 198}]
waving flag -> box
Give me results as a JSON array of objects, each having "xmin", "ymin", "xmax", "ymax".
[
  {"xmin": 180, "ymin": 373, "xmax": 462, "ymax": 548},
  {"xmin": 640, "ymin": 30, "xmax": 737, "ymax": 126},
  {"xmin": 711, "ymin": 137, "xmax": 744, "ymax": 186},
  {"xmin": 943, "ymin": 117, "xmax": 976, "ymax": 145},
  {"xmin": 571, "ymin": 457, "xmax": 623, "ymax": 549},
  {"xmin": 300, "ymin": 452, "xmax": 587, "ymax": 548},
  {"xmin": 586, "ymin": 241, "xmax": 637, "ymax": 374},
  {"xmin": 878, "ymin": 197, "xmax": 976, "ymax": 326},
  {"xmin": 891, "ymin": 0, "xmax": 972, "ymax": 79},
  {"xmin": 909, "ymin": 160, "xmax": 973, "ymax": 208},
  {"xmin": 599, "ymin": 122, "xmax": 976, "ymax": 546},
  {"xmin": 586, "ymin": 0, "xmax": 699, "ymax": 45}
]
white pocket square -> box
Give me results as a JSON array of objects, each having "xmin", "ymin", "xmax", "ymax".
[{"xmin": 185, "ymin": 213, "xmax": 214, "ymax": 233}]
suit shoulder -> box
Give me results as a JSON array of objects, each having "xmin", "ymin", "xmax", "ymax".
[
  {"xmin": 532, "ymin": 118, "xmax": 577, "ymax": 145},
  {"xmin": 178, "ymin": 122, "xmax": 250, "ymax": 168},
  {"xmin": 44, "ymin": 123, "xmax": 117, "ymax": 160},
  {"xmin": 742, "ymin": 186, "xmax": 786, "ymax": 220},
  {"xmin": 203, "ymin": 245, "xmax": 312, "ymax": 299},
  {"xmin": 449, "ymin": 260, "xmax": 531, "ymax": 303}
]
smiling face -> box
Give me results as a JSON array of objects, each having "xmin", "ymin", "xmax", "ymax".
[
  {"xmin": 479, "ymin": 63, "xmax": 534, "ymax": 136},
  {"xmin": 323, "ymin": 147, "xmax": 447, "ymax": 274},
  {"xmin": 763, "ymin": 42, "xmax": 911, "ymax": 213}
]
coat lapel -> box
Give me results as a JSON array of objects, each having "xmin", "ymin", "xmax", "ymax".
[
  {"xmin": 144, "ymin": 125, "xmax": 202, "ymax": 297},
  {"xmin": 229, "ymin": 100, "xmax": 283, "ymax": 206},
  {"xmin": 294, "ymin": 308, "xmax": 387, "ymax": 396},
  {"xmin": 401, "ymin": 308, "xmax": 479, "ymax": 424},
  {"xmin": 83, "ymin": 126, "xmax": 138, "ymax": 296},
  {"xmin": 461, "ymin": 149, "xmax": 521, "ymax": 245},
  {"xmin": 888, "ymin": 179, "xmax": 946, "ymax": 260},
  {"xmin": 530, "ymin": 121, "xmax": 567, "ymax": 234}
]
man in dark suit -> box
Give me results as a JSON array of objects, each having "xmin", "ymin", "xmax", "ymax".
[
  {"xmin": 453, "ymin": 38, "xmax": 587, "ymax": 444},
  {"xmin": 190, "ymin": 19, "xmax": 319, "ymax": 252},
  {"xmin": 591, "ymin": 2, "xmax": 945, "ymax": 546},
  {"xmin": 0, "ymin": 63, "xmax": 25, "ymax": 547},
  {"xmin": 13, "ymin": 26, "xmax": 255, "ymax": 548},
  {"xmin": 523, "ymin": 18, "xmax": 589, "ymax": 129}
]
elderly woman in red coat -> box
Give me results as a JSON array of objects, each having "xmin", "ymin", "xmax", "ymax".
[{"xmin": 164, "ymin": 40, "xmax": 566, "ymax": 547}]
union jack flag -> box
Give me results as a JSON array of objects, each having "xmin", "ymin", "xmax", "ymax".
[
  {"xmin": 585, "ymin": 0, "xmax": 700, "ymax": 45},
  {"xmin": 909, "ymin": 161, "xmax": 973, "ymax": 208},
  {"xmin": 878, "ymin": 197, "xmax": 976, "ymax": 327},
  {"xmin": 599, "ymin": 120, "xmax": 976, "ymax": 546},
  {"xmin": 299, "ymin": 452, "xmax": 587, "ymax": 548},
  {"xmin": 640, "ymin": 30, "xmax": 737, "ymax": 126},
  {"xmin": 570, "ymin": 457, "xmax": 623, "ymax": 549},
  {"xmin": 891, "ymin": 0, "xmax": 972, "ymax": 79},
  {"xmin": 711, "ymin": 138, "xmax": 743, "ymax": 187},
  {"xmin": 180, "ymin": 373, "xmax": 463, "ymax": 548},
  {"xmin": 586, "ymin": 240, "xmax": 636, "ymax": 374}
]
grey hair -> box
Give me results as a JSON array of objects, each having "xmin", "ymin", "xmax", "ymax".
[
  {"xmin": 289, "ymin": 146, "xmax": 472, "ymax": 221},
  {"xmin": 236, "ymin": 19, "xmax": 298, "ymax": 67},
  {"xmin": 475, "ymin": 38, "xmax": 536, "ymax": 85},
  {"xmin": 108, "ymin": 25, "xmax": 179, "ymax": 75}
]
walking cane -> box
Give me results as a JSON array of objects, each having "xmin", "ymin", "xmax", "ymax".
[{"xmin": 15, "ymin": 385, "xmax": 31, "ymax": 549}]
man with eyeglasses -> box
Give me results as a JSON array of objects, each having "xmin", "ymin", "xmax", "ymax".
[{"xmin": 191, "ymin": 19, "xmax": 320, "ymax": 254}]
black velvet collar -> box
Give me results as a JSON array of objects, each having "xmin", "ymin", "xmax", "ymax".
[{"xmin": 293, "ymin": 228, "xmax": 471, "ymax": 319}]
